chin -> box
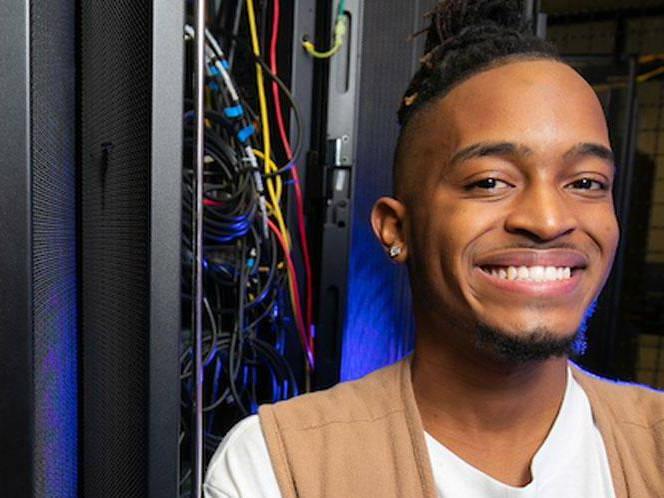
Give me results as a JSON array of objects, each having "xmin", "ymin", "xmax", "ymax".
[{"xmin": 474, "ymin": 321, "xmax": 587, "ymax": 364}]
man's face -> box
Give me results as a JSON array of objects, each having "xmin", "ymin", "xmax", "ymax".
[{"xmin": 393, "ymin": 60, "xmax": 619, "ymax": 351}]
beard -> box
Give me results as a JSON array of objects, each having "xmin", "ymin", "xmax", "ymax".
[{"xmin": 474, "ymin": 300, "xmax": 597, "ymax": 364}]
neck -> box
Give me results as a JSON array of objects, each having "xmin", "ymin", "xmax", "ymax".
[
  {"xmin": 411, "ymin": 320, "xmax": 568, "ymax": 447},
  {"xmin": 409, "ymin": 310, "xmax": 571, "ymax": 487}
]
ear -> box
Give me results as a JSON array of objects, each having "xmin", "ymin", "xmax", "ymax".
[{"xmin": 370, "ymin": 196, "xmax": 408, "ymax": 262}]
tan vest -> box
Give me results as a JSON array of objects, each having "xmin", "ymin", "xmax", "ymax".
[{"xmin": 259, "ymin": 358, "xmax": 664, "ymax": 498}]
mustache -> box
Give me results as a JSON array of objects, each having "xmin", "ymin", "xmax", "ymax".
[{"xmin": 489, "ymin": 241, "xmax": 584, "ymax": 252}]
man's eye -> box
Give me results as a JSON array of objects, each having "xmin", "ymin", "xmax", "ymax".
[
  {"xmin": 567, "ymin": 178, "xmax": 607, "ymax": 191},
  {"xmin": 465, "ymin": 178, "xmax": 511, "ymax": 191}
]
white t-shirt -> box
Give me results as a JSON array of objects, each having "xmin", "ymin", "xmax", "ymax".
[{"xmin": 204, "ymin": 369, "xmax": 616, "ymax": 498}]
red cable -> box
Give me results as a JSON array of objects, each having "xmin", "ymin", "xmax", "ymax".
[
  {"xmin": 203, "ymin": 199, "xmax": 224, "ymax": 207},
  {"xmin": 270, "ymin": 0, "xmax": 315, "ymax": 354},
  {"xmin": 268, "ymin": 219, "xmax": 313, "ymax": 368}
]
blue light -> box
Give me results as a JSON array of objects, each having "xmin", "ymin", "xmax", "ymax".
[
  {"xmin": 341, "ymin": 223, "xmax": 414, "ymax": 381},
  {"xmin": 34, "ymin": 249, "xmax": 78, "ymax": 496}
]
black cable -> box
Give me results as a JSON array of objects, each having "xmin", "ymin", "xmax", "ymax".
[
  {"xmin": 206, "ymin": 28, "xmax": 305, "ymax": 166},
  {"xmin": 228, "ymin": 0, "xmax": 245, "ymax": 68},
  {"xmin": 180, "ymin": 22, "xmax": 306, "ymax": 466}
]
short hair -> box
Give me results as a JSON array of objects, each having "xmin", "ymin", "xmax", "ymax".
[{"xmin": 394, "ymin": 0, "xmax": 560, "ymax": 195}]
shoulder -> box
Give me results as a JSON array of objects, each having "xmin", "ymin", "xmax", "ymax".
[
  {"xmin": 259, "ymin": 359, "xmax": 408, "ymax": 431},
  {"xmin": 204, "ymin": 415, "xmax": 280, "ymax": 497},
  {"xmin": 571, "ymin": 362, "xmax": 664, "ymax": 429}
]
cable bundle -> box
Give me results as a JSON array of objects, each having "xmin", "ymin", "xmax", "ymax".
[{"xmin": 180, "ymin": 1, "xmax": 314, "ymax": 493}]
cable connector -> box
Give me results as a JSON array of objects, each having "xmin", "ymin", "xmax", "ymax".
[
  {"xmin": 302, "ymin": 15, "xmax": 347, "ymax": 59},
  {"xmin": 237, "ymin": 125, "xmax": 255, "ymax": 143},
  {"xmin": 224, "ymin": 105, "xmax": 244, "ymax": 119}
]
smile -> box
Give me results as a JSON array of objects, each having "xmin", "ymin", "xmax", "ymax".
[
  {"xmin": 480, "ymin": 265, "xmax": 572, "ymax": 282},
  {"xmin": 474, "ymin": 264, "xmax": 583, "ymax": 297},
  {"xmin": 472, "ymin": 248, "xmax": 589, "ymax": 297}
]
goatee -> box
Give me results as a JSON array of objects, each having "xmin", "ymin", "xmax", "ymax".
[
  {"xmin": 474, "ymin": 301, "xmax": 596, "ymax": 363},
  {"xmin": 475, "ymin": 324, "xmax": 586, "ymax": 363}
]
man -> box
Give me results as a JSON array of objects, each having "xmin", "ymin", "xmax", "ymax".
[{"xmin": 205, "ymin": 1, "xmax": 664, "ymax": 496}]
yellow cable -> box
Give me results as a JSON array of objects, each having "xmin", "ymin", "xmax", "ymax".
[
  {"xmin": 246, "ymin": 1, "xmax": 303, "ymax": 355},
  {"xmin": 253, "ymin": 149, "xmax": 292, "ymax": 249},
  {"xmin": 639, "ymin": 53, "xmax": 664, "ymax": 64},
  {"xmin": 246, "ymin": 0, "xmax": 282, "ymax": 205},
  {"xmin": 302, "ymin": 16, "xmax": 347, "ymax": 59},
  {"xmin": 263, "ymin": 202, "xmax": 301, "ymax": 357},
  {"xmin": 302, "ymin": 38, "xmax": 343, "ymax": 59},
  {"xmin": 637, "ymin": 65, "xmax": 664, "ymax": 84}
]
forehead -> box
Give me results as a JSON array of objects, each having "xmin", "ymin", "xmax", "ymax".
[{"xmin": 431, "ymin": 59, "xmax": 610, "ymax": 152}]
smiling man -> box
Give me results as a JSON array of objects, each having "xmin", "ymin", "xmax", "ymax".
[{"xmin": 205, "ymin": 1, "xmax": 664, "ymax": 497}]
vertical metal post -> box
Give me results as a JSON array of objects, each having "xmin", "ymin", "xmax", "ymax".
[
  {"xmin": 192, "ymin": 0, "xmax": 207, "ymax": 496},
  {"xmin": 523, "ymin": 0, "xmax": 535, "ymax": 22},
  {"xmin": 315, "ymin": 0, "xmax": 364, "ymax": 388},
  {"xmin": 604, "ymin": 56, "xmax": 638, "ymax": 372},
  {"xmin": 149, "ymin": 0, "xmax": 184, "ymax": 496},
  {"xmin": 524, "ymin": 0, "xmax": 546, "ymax": 38},
  {"xmin": 0, "ymin": 0, "xmax": 34, "ymax": 494}
]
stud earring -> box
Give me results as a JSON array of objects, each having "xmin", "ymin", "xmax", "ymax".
[{"xmin": 388, "ymin": 245, "xmax": 402, "ymax": 258}]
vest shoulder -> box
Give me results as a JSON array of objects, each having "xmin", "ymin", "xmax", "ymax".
[
  {"xmin": 572, "ymin": 363, "xmax": 664, "ymax": 428},
  {"xmin": 259, "ymin": 359, "xmax": 407, "ymax": 431}
]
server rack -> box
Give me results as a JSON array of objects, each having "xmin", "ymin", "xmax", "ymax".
[
  {"xmin": 79, "ymin": 1, "xmax": 183, "ymax": 496},
  {"xmin": 0, "ymin": 0, "xmax": 78, "ymax": 495}
]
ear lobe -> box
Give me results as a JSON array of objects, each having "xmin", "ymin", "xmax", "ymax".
[{"xmin": 370, "ymin": 197, "xmax": 408, "ymax": 261}]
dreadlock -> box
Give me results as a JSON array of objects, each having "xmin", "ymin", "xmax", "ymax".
[
  {"xmin": 399, "ymin": 0, "xmax": 558, "ymax": 127},
  {"xmin": 398, "ymin": 0, "xmax": 559, "ymax": 127},
  {"xmin": 392, "ymin": 0, "xmax": 560, "ymax": 196}
]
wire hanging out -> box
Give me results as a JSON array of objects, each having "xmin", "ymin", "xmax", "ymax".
[{"xmin": 180, "ymin": 1, "xmax": 314, "ymax": 495}]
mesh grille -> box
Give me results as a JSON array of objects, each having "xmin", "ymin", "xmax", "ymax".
[
  {"xmin": 80, "ymin": 1, "xmax": 152, "ymax": 496},
  {"xmin": 30, "ymin": 0, "xmax": 78, "ymax": 495}
]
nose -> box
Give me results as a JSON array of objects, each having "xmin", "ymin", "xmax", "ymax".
[{"xmin": 504, "ymin": 182, "xmax": 577, "ymax": 242}]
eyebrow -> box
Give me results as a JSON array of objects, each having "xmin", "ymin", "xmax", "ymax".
[
  {"xmin": 448, "ymin": 141, "xmax": 615, "ymax": 168},
  {"xmin": 563, "ymin": 142, "xmax": 614, "ymax": 166},
  {"xmin": 449, "ymin": 142, "xmax": 534, "ymax": 166}
]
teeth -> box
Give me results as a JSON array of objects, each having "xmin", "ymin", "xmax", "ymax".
[
  {"xmin": 484, "ymin": 265, "xmax": 574, "ymax": 282},
  {"xmin": 530, "ymin": 266, "xmax": 544, "ymax": 281},
  {"xmin": 545, "ymin": 266, "xmax": 557, "ymax": 281},
  {"xmin": 518, "ymin": 266, "xmax": 529, "ymax": 280}
]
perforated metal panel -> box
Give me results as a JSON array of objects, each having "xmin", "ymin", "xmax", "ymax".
[
  {"xmin": 80, "ymin": 1, "xmax": 152, "ymax": 496},
  {"xmin": 31, "ymin": 0, "xmax": 78, "ymax": 495},
  {"xmin": 80, "ymin": 1, "xmax": 183, "ymax": 496}
]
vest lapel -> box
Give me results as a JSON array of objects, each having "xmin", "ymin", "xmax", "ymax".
[
  {"xmin": 259, "ymin": 357, "xmax": 438, "ymax": 497},
  {"xmin": 571, "ymin": 364, "xmax": 628, "ymax": 498},
  {"xmin": 400, "ymin": 357, "xmax": 438, "ymax": 497}
]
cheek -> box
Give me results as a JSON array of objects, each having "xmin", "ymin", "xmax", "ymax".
[
  {"xmin": 608, "ymin": 219, "xmax": 620, "ymax": 253},
  {"xmin": 430, "ymin": 202, "xmax": 486, "ymax": 275},
  {"xmin": 408, "ymin": 202, "xmax": 454, "ymax": 277},
  {"xmin": 581, "ymin": 207, "xmax": 619, "ymax": 284},
  {"xmin": 595, "ymin": 209, "xmax": 620, "ymax": 256}
]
